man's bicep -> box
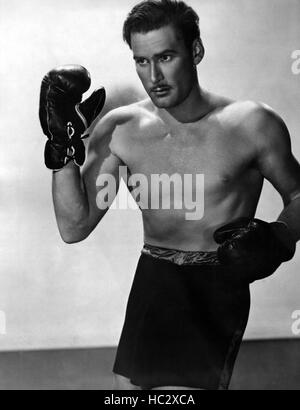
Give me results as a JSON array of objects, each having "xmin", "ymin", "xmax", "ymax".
[
  {"xmin": 257, "ymin": 115, "xmax": 300, "ymax": 205},
  {"xmin": 264, "ymin": 152, "xmax": 300, "ymax": 205},
  {"xmin": 81, "ymin": 128, "xmax": 124, "ymax": 229}
]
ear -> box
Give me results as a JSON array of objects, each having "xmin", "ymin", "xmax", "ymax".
[{"xmin": 192, "ymin": 39, "xmax": 205, "ymax": 65}]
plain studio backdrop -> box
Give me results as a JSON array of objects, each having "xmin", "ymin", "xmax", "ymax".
[{"xmin": 0, "ymin": 0, "xmax": 299, "ymax": 351}]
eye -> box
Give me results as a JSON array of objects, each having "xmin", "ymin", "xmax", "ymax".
[
  {"xmin": 135, "ymin": 58, "xmax": 148, "ymax": 66},
  {"xmin": 159, "ymin": 55, "xmax": 172, "ymax": 63}
]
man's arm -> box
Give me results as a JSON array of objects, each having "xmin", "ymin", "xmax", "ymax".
[
  {"xmin": 213, "ymin": 103, "xmax": 300, "ymax": 283},
  {"xmin": 53, "ymin": 112, "xmax": 124, "ymax": 243},
  {"xmin": 254, "ymin": 105, "xmax": 300, "ymax": 242}
]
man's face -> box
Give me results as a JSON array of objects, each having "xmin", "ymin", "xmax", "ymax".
[{"xmin": 131, "ymin": 25, "xmax": 197, "ymax": 109}]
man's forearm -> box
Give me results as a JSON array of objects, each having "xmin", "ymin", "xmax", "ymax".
[
  {"xmin": 52, "ymin": 161, "xmax": 90, "ymax": 243},
  {"xmin": 277, "ymin": 197, "xmax": 300, "ymax": 242}
]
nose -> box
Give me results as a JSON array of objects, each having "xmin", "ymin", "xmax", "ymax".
[{"xmin": 150, "ymin": 62, "xmax": 163, "ymax": 84}]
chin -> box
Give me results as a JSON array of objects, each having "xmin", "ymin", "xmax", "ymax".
[
  {"xmin": 150, "ymin": 95, "xmax": 179, "ymax": 109},
  {"xmin": 152, "ymin": 100, "xmax": 170, "ymax": 109}
]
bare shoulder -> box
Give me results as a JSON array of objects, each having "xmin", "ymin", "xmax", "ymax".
[
  {"xmin": 92, "ymin": 98, "xmax": 154, "ymax": 138},
  {"xmin": 226, "ymin": 100, "xmax": 286, "ymax": 126},
  {"xmin": 217, "ymin": 100, "xmax": 291, "ymax": 150}
]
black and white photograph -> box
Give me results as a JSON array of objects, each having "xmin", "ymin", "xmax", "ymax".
[{"xmin": 0, "ymin": 0, "xmax": 300, "ymax": 392}]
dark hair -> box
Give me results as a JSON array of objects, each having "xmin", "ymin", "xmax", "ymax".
[{"xmin": 123, "ymin": 0, "xmax": 202, "ymax": 51}]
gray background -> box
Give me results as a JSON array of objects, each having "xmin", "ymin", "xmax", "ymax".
[{"xmin": 0, "ymin": 0, "xmax": 300, "ymax": 353}]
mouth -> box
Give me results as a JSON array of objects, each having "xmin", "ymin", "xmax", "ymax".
[{"xmin": 151, "ymin": 86, "xmax": 171, "ymax": 96}]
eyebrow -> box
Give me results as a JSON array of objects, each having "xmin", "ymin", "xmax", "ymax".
[{"xmin": 133, "ymin": 49, "xmax": 177, "ymax": 60}]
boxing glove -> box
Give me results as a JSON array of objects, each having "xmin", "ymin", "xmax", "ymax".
[
  {"xmin": 214, "ymin": 217, "xmax": 296, "ymax": 282},
  {"xmin": 39, "ymin": 65, "xmax": 106, "ymax": 170}
]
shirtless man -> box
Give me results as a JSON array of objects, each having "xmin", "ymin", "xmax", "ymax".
[{"xmin": 39, "ymin": 0, "xmax": 300, "ymax": 390}]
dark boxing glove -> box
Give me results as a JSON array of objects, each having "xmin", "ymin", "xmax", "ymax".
[
  {"xmin": 214, "ymin": 217, "xmax": 296, "ymax": 282},
  {"xmin": 39, "ymin": 65, "xmax": 106, "ymax": 170}
]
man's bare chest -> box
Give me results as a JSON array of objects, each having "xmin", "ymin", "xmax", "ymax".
[{"xmin": 113, "ymin": 121, "xmax": 256, "ymax": 184}]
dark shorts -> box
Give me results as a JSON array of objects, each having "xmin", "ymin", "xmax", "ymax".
[{"xmin": 113, "ymin": 245, "xmax": 250, "ymax": 390}]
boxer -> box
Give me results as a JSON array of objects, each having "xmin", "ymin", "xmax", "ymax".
[{"xmin": 39, "ymin": 0, "xmax": 300, "ymax": 390}]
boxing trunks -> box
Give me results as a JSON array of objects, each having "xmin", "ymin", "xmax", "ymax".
[{"xmin": 113, "ymin": 244, "xmax": 250, "ymax": 390}]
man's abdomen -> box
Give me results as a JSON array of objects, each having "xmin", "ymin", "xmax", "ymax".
[{"xmin": 141, "ymin": 187, "xmax": 261, "ymax": 252}]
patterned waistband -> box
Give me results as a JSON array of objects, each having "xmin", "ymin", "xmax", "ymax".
[{"xmin": 142, "ymin": 243, "xmax": 220, "ymax": 266}]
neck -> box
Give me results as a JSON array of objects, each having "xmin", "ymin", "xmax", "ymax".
[{"xmin": 165, "ymin": 83, "xmax": 211, "ymax": 124}]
